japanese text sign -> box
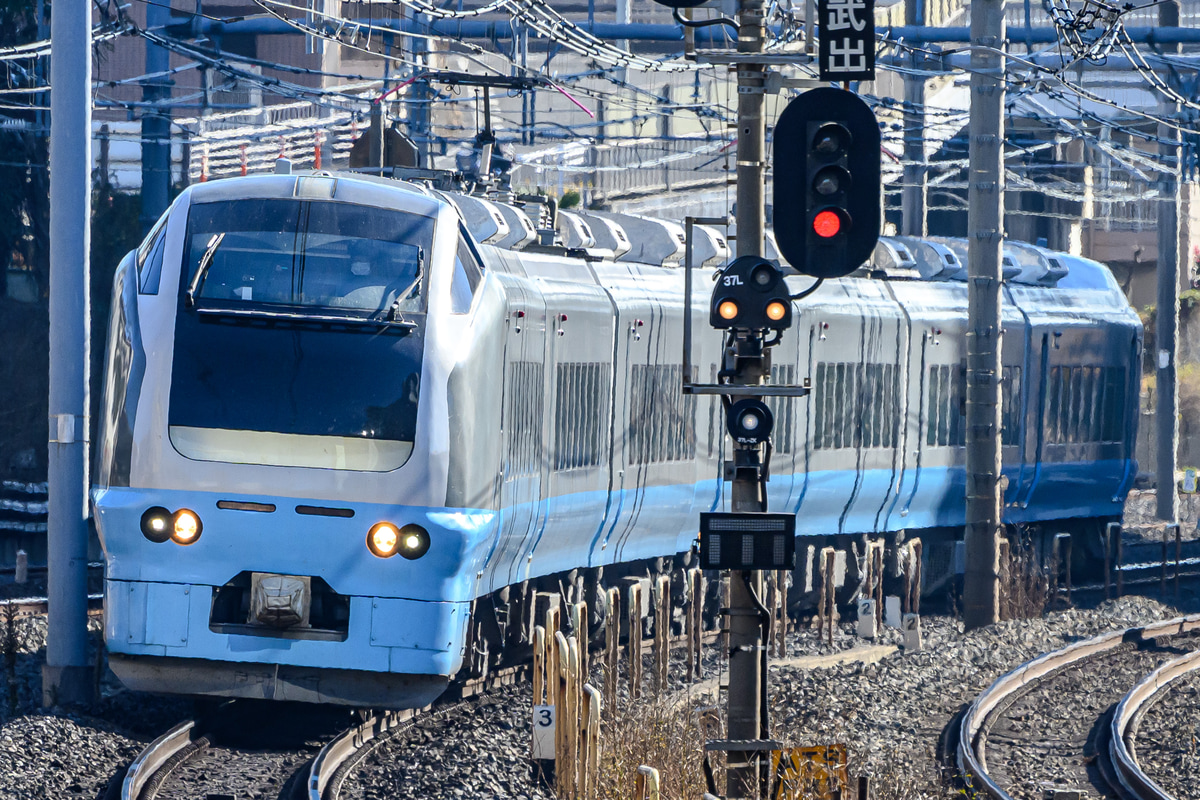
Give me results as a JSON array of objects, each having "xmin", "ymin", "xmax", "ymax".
[{"xmin": 817, "ymin": 0, "xmax": 875, "ymax": 82}]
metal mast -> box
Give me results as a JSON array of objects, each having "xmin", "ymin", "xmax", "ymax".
[
  {"xmin": 963, "ymin": 0, "xmax": 1005, "ymax": 630},
  {"xmin": 726, "ymin": 0, "xmax": 769, "ymax": 796},
  {"xmin": 44, "ymin": 0, "xmax": 94, "ymax": 706},
  {"xmin": 1155, "ymin": 0, "xmax": 1180, "ymax": 526}
]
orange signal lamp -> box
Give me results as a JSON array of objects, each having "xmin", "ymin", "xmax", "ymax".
[
  {"xmin": 813, "ymin": 210, "xmax": 842, "ymax": 238},
  {"xmin": 718, "ymin": 300, "xmax": 739, "ymax": 320},
  {"xmin": 765, "ymin": 301, "xmax": 788, "ymax": 322}
]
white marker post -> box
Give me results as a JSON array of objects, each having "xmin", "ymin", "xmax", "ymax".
[
  {"xmin": 532, "ymin": 704, "xmax": 556, "ymax": 760},
  {"xmin": 884, "ymin": 595, "xmax": 901, "ymax": 628},
  {"xmin": 856, "ymin": 598, "xmax": 876, "ymax": 639},
  {"xmin": 902, "ymin": 613, "xmax": 922, "ymax": 651}
]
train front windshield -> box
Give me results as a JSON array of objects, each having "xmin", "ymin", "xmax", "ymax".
[{"xmin": 168, "ymin": 198, "xmax": 431, "ymax": 472}]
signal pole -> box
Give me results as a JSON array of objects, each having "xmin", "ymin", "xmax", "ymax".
[
  {"xmin": 728, "ymin": 0, "xmax": 768, "ymax": 797},
  {"xmin": 963, "ymin": 0, "xmax": 1005, "ymax": 630}
]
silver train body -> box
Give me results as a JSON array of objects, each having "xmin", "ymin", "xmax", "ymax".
[{"xmin": 93, "ymin": 172, "xmax": 1141, "ymax": 707}]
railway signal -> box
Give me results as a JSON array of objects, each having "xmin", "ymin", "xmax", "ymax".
[
  {"xmin": 773, "ymin": 88, "xmax": 881, "ymax": 279},
  {"xmin": 709, "ymin": 256, "xmax": 793, "ymax": 332}
]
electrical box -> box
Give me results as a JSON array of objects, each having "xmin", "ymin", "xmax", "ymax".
[{"xmin": 698, "ymin": 512, "xmax": 796, "ymax": 570}]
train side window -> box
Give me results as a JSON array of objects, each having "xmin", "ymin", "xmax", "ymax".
[
  {"xmin": 1100, "ymin": 367, "xmax": 1126, "ymax": 443},
  {"xmin": 450, "ymin": 228, "xmax": 484, "ymax": 315},
  {"xmin": 1000, "ymin": 366, "xmax": 1023, "ymax": 445},
  {"xmin": 554, "ymin": 362, "xmax": 612, "ymax": 470},
  {"xmin": 137, "ymin": 214, "xmax": 169, "ymax": 294},
  {"xmin": 628, "ymin": 364, "xmax": 695, "ymax": 465}
]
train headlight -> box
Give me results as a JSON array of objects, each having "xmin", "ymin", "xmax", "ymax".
[
  {"xmin": 171, "ymin": 509, "xmax": 203, "ymax": 545},
  {"xmin": 368, "ymin": 522, "xmax": 401, "ymax": 558},
  {"xmin": 396, "ymin": 525, "xmax": 430, "ymax": 560},
  {"xmin": 140, "ymin": 507, "xmax": 173, "ymax": 543}
]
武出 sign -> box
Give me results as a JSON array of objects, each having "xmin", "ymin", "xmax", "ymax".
[{"xmin": 817, "ymin": 0, "xmax": 876, "ymax": 82}]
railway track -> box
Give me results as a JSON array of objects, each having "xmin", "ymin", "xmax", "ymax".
[
  {"xmin": 957, "ymin": 615, "xmax": 1200, "ymax": 800},
  {"xmin": 1109, "ymin": 648, "xmax": 1200, "ymax": 800},
  {"xmin": 117, "ymin": 664, "xmax": 530, "ymax": 800}
]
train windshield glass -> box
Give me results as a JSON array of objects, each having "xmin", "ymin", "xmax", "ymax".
[
  {"xmin": 184, "ymin": 198, "xmax": 432, "ymax": 314},
  {"xmin": 168, "ymin": 197, "xmax": 430, "ymax": 472}
]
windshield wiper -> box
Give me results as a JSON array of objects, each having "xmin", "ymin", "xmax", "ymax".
[
  {"xmin": 195, "ymin": 305, "xmax": 417, "ymax": 330},
  {"xmin": 186, "ymin": 233, "xmax": 225, "ymax": 307},
  {"xmin": 387, "ymin": 247, "xmax": 424, "ymax": 322}
]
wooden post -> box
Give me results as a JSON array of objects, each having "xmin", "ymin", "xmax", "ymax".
[
  {"xmin": 720, "ymin": 575, "xmax": 730, "ymax": 656},
  {"xmin": 686, "ymin": 569, "xmax": 704, "ymax": 682},
  {"xmin": 1161, "ymin": 526, "xmax": 1169, "ymax": 596},
  {"xmin": 823, "ymin": 548, "xmax": 836, "ymax": 646},
  {"xmin": 581, "ymin": 685, "xmax": 601, "ymax": 800},
  {"xmin": 604, "ymin": 587, "xmax": 620, "ymax": 712},
  {"xmin": 654, "ymin": 575, "xmax": 671, "ymax": 692},
  {"xmin": 911, "ymin": 539, "xmax": 922, "ymax": 617},
  {"xmin": 998, "ymin": 538, "xmax": 1010, "ymax": 621},
  {"xmin": 573, "ymin": 601, "xmax": 588, "ymax": 682},
  {"xmin": 629, "ymin": 582, "xmax": 643, "ymax": 699},
  {"xmin": 1117, "ymin": 528, "xmax": 1124, "ymax": 597},
  {"xmin": 1175, "ymin": 524, "xmax": 1182, "ymax": 601},
  {"xmin": 635, "ymin": 765, "xmax": 661, "ymax": 800},
  {"xmin": 533, "ymin": 625, "xmax": 547, "ymax": 707},
  {"xmin": 568, "ymin": 636, "xmax": 581, "ymax": 799},
  {"xmin": 546, "ymin": 605, "xmax": 562, "ymax": 709},
  {"xmin": 1063, "ymin": 533, "xmax": 1072, "ymax": 604},
  {"xmin": 873, "ymin": 542, "xmax": 884, "ymax": 636},
  {"xmin": 554, "ymin": 630, "xmax": 574, "ymax": 799},
  {"xmin": 778, "ymin": 569, "xmax": 789, "ymax": 657}
]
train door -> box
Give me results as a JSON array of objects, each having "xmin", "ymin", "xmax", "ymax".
[
  {"xmin": 492, "ymin": 279, "xmax": 551, "ymax": 587},
  {"xmin": 999, "ymin": 290, "xmax": 1032, "ymax": 510},
  {"xmin": 588, "ymin": 264, "xmax": 663, "ymax": 566},
  {"xmin": 528, "ymin": 278, "xmax": 617, "ymax": 577},
  {"xmin": 837, "ymin": 285, "xmax": 909, "ymax": 535}
]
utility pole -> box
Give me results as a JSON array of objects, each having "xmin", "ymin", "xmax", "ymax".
[
  {"xmin": 141, "ymin": 0, "xmax": 172, "ymax": 233},
  {"xmin": 962, "ymin": 0, "xmax": 1005, "ymax": 630},
  {"xmin": 901, "ymin": 63, "xmax": 927, "ymax": 237},
  {"xmin": 1155, "ymin": 0, "xmax": 1180, "ymax": 525},
  {"xmin": 44, "ymin": 0, "xmax": 94, "ymax": 707}
]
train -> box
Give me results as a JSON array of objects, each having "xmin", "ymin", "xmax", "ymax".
[{"xmin": 92, "ymin": 167, "xmax": 1142, "ymax": 707}]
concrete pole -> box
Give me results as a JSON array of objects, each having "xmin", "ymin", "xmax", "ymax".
[
  {"xmin": 962, "ymin": 0, "xmax": 1005, "ymax": 631},
  {"xmin": 1155, "ymin": 0, "xmax": 1180, "ymax": 525},
  {"xmin": 141, "ymin": 0, "xmax": 172, "ymax": 234},
  {"xmin": 44, "ymin": 0, "xmax": 94, "ymax": 707},
  {"xmin": 901, "ymin": 69, "xmax": 927, "ymax": 237},
  {"xmin": 735, "ymin": 0, "xmax": 765, "ymax": 260}
]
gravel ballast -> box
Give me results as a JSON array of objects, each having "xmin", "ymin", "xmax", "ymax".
[
  {"xmin": 1135, "ymin": 669, "xmax": 1200, "ymax": 800},
  {"xmin": 3, "ymin": 594, "xmax": 1199, "ymax": 799}
]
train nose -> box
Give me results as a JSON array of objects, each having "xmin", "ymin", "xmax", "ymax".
[{"xmin": 250, "ymin": 573, "xmax": 311, "ymax": 628}]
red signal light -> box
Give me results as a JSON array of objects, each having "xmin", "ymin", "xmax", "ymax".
[{"xmin": 813, "ymin": 210, "xmax": 842, "ymax": 238}]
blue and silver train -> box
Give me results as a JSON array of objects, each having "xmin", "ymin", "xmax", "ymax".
[{"xmin": 93, "ymin": 170, "xmax": 1142, "ymax": 707}]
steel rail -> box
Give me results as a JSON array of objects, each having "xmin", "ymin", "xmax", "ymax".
[
  {"xmin": 305, "ymin": 707, "xmax": 422, "ymax": 800},
  {"xmin": 1109, "ymin": 648, "xmax": 1200, "ymax": 800},
  {"xmin": 120, "ymin": 719, "xmax": 198, "ymax": 800},
  {"xmin": 956, "ymin": 614, "xmax": 1200, "ymax": 800}
]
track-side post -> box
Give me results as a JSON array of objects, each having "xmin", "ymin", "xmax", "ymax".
[
  {"xmin": 1175, "ymin": 524, "xmax": 1182, "ymax": 601},
  {"xmin": 1104, "ymin": 523, "xmax": 1113, "ymax": 600},
  {"xmin": 963, "ymin": 0, "xmax": 1005, "ymax": 632}
]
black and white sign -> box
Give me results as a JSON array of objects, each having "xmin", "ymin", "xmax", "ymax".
[
  {"xmin": 817, "ymin": 0, "xmax": 876, "ymax": 82},
  {"xmin": 531, "ymin": 704, "xmax": 556, "ymax": 759}
]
